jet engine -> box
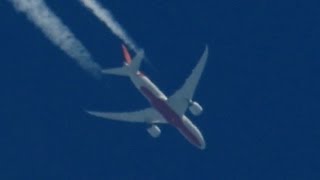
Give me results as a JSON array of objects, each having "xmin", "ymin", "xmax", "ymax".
[
  {"xmin": 147, "ymin": 125, "xmax": 161, "ymax": 138},
  {"xmin": 189, "ymin": 101, "xmax": 203, "ymax": 116}
]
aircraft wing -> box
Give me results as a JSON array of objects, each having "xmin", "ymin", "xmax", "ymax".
[
  {"xmin": 86, "ymin": 107, "xmax": 167, "ymax": 124},
  {"xmin": 167, "ymin": 45, "xmax": 209, "ymax": 116}
]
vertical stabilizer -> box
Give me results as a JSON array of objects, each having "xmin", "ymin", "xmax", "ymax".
[
  {"xmin": 122, "ymin": 44, "xmax": 132, "ymax": 64},
  {"xmin": 102, "ymin": 45, "xmax": 144, "ymax": 76}
]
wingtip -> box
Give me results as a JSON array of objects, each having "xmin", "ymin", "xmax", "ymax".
[
  {"xmin": 202, "ymin": 44, "xmax": 209, "ymax": 59},
  {"xmin": 86, "ymin": 110, "xmax": 100, "ymax": 117},
  {"xmin": 204, "ymin": 44, "xmax": 209, "ymax": 53},
  {"xmin": 85, "ymin": 110, "xmax": 93, "ymax": 115}
]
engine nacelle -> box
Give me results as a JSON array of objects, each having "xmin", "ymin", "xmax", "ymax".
[
  {"xmin": 147, "ymin": 125, "xmax": 161, "ymax": 138},
  {"xmin": 189, "ymin": 101, "xmax": 203, "ymax": 116}
]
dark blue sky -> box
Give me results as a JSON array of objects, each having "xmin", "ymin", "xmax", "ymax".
[{"xmin": 1, "ymin": 0, "xmax": 320, "ymax": 179}]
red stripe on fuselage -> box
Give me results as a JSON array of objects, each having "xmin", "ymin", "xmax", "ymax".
[{"xmin": 140, "ymin": 86, "xmax": 202, "ymax": 148}]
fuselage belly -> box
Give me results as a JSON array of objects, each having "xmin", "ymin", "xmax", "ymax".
[{"xmin": 130, "ymin": 72, "xmax": 206, "ymax": 149}]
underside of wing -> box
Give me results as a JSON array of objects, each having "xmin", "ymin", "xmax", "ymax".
[
  {"xmin": 86, "ymin": 107, "xmax": 167, "ymax": 124},
  {"xmin": 167, "ymin": 45, "xmax": 209, "ymax": 116}
]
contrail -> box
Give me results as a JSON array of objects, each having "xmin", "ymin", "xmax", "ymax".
[
  {"xmin": 79, "ymin": 0, "xmax": 139, "ymax": 53},
  {"xmin": 9, "ymin": 0, "xmax": 102, "ymax": 77}
]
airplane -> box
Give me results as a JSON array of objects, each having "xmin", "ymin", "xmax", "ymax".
[{"xmin": 87, "ymin": 44, "xmax": 209, "ymax": 149}]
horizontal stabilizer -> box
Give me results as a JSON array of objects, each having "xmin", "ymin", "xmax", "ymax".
[
  {"xmin": 101, "ymin": 66, "xmax": 128, "ymax": 76},
  {"xmin": 101, "ymin": 49, "xmax": 144, "ymax": 77},
  {"xmin": 127, "ymin": 49, "xmax": 144, "ymax": 73}
]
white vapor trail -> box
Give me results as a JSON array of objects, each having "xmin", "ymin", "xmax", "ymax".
[
  {"xmin": 9, "ymin": 0, "xmax": 102, "ymax": 77},
  {"xmin": 79, "ymin": 0, "xmax": 139, "ymax": 53}
]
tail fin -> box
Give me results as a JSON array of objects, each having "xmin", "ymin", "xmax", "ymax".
[
  {"xmin": 122, "ymin": 44, "xmax": 132, "ymax": 64},
  {"xmin": 102, "ymin": 45, "xmax": 144, "ymax": 76}
]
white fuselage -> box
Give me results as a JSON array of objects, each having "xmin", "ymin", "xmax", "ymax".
[{"xmin": 129, "ymin": 72, "xmax": 206, "ymax": 149}]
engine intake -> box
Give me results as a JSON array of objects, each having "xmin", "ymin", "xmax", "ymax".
[
  {"xmin": 147, "ymin": 125, "xmax": 161, "ymax": 138},
  {"xmin": 189, "ymin": 101, "xmax": 203, "ymax": 116}
]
